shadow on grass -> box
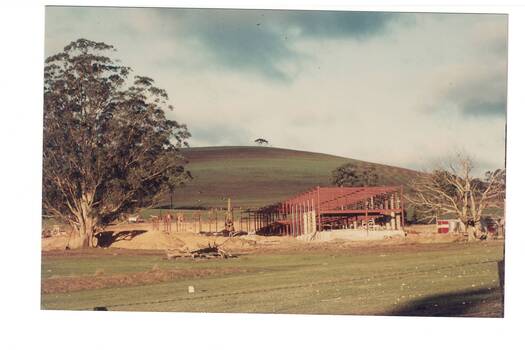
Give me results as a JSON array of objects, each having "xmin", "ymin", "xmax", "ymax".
[
  {"xmin": 95, "ymin": 230, "xmax": 147, "ymax": 248},
  {"xmin": 388, "ymin": 287, "xmax": 503, "ymax": 317}
]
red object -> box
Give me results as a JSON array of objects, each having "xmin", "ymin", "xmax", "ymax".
[
  {"xmin": 486, "ymin": 222, "xmax": 497, "ymax": 233},
  {"xmin": 437, "ymin": 220, "xmax": 449, "ymax": 233},
  {"xmin": 256, "ymin": 185, "xmax": 404, "ymax": 235}
]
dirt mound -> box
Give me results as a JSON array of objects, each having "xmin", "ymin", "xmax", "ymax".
[
  {"xmin": 41, "ymin": 228, "xmax": 186, "ymax": 251},
  {"xmin": 108, "ymin": 230, "xmax": 186, "ymax": 250},
  {"xmin": 41, "ymin": 222, "xmax": 305, "ymax": 252}
]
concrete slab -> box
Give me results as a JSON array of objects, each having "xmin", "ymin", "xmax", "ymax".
[{"xmin": 298, "ymin": 228, "xmax": 405, "ymax": 242}]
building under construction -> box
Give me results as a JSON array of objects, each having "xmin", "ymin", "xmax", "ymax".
[{"xmin": 248, "ymin": 186, "xmax": 404, "ymax": 236}]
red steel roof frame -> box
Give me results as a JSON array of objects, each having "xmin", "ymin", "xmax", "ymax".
[{"xmin": 278, "ymin": 186, "xmax": 401, "ymax": 211}]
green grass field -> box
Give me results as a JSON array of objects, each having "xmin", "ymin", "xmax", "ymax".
[
  {"xmin": 41, "ymin": 241, "xmax": 504, "ymax": 316},
  {"xmin": 168, "ymin": 146, "xmax": 418, "ymax": 209}
]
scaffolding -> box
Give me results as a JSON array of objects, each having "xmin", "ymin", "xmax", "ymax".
[{"xmin": 252, "ymin": 186, "xmax": 404, "ymax": 236}]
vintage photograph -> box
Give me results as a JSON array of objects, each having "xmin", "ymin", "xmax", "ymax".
[{"xmin": 42, "ymin": 6, "xmax": 507, "ymax": 316}]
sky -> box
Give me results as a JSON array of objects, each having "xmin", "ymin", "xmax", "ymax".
[{"xmin": 45, "ymin": 7, "xmax": 507, "ymax": 173}]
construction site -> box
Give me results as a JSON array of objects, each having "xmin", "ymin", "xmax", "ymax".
[
  {"xmin": 109, "ymin": 185, "xmax": 406, "ymax": 243},
  {"xmin": 41, "ymin": 181, "xmax": 504, "ymax": 317},
  {"xmin": 249, "ymin": 185, "xmax": 404, "ymax": 240}
]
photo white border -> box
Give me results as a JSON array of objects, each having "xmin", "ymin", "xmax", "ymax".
[{"xmin": 1, "ymin": 1, "xmax": 523, "ymax": 349}]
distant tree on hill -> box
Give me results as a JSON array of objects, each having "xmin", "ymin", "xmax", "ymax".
[
  {"xmin": 406, "ymin": 154, "xmax": 505, "ymax": 240},
  {"xmin": 331, "ymin": 163, "xmax": 380, "ymax": 187},
  {"xmin": 254, "ymin": 138, "xmax": 269, "ymax": 146},
  {"xmin": 43, "ymin": 39, "xmax": 191, "ymax": 248}
]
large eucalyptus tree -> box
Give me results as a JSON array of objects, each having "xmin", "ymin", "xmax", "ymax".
[{"xmin": 43, "ymin": 39, "xmax": 191, "ymax": 247}]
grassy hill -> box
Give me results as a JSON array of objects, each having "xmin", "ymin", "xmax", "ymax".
[{"xmin": 166, "ymin": 146, "xmax": 418, "ymax": 209}]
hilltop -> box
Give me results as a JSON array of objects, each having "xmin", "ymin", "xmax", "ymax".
[{"xmin": 167, "ymin": 146, "xmax": 418, "ymax": 209}]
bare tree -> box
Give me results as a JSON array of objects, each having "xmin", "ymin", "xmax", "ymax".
[
  {"xmin": 406, "ymin": 155, "xmax": 505, "ymax": 240},
  {"xmin": 43, "ymin": 39, "xmax": 191, "ymax": 248}
]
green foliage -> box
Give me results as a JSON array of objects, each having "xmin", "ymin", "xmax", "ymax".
[
  {"xmin": 331, "ymin": 162, "xmax": 380, "ymax": 187},
  {"xmin": 43, "ymin": 39, "xmax": 191, "ymax": 244}
]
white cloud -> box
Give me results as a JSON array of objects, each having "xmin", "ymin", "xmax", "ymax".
[{"xmin": 44, "ymin": 7, "xmax": 507, "ymax": 173}]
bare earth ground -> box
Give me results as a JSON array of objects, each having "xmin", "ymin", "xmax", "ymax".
[
  {"xmin": 41, "ymin": 224, "xmax": 504, "ymax": 316},
  {"xmin": 42, "ymin": 223, "xmax": 459, "ymax": 253}
]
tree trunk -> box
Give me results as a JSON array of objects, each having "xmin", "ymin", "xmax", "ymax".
[
  {"xmin": 459, "ymin": 221, "xmax": 467, "ymax": 235},
  {"xmin": 72, "ymin": 196, "xmax": 98, "ymax": 248},
  {"xmin": 74, "ymin": 218, "xmax": 97, "ymax": 248},
  {"xmin": 474, "ymin": 222, "xmax": 483, "ymax": 240},
  {"xmin": 467, "ymin": 224, "xmax": 477, "ymax": 241},
  {"xmin": 467, "ymin": 231, "xmax": 476, "ymax": 241}
]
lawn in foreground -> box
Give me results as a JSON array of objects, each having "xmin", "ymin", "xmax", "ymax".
[{"xmin": 41, "ymin": 241, "xmax": 504, "ymax": 316}]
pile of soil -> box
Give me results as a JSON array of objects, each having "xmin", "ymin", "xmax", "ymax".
[
  {"xmin": 108, "ymin": 230, "xmax": 186, "ymax": 250},
  {"xmin": 41, "ymin": 222, "xmax": 308, "ymax": 252}
]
